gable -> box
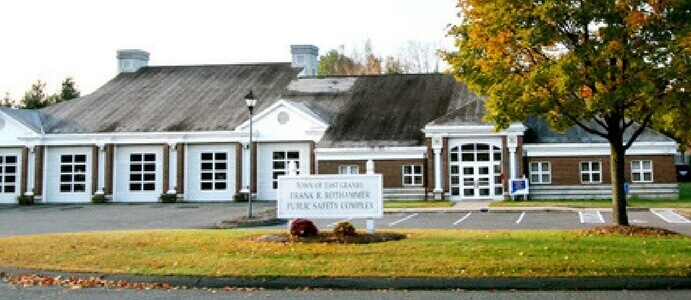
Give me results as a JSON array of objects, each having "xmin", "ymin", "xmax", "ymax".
[
  {"xmin": 0, "ymin": 110, "xmax": 42, "ymax": 145},
  {"xmin": 236, "ymin": 100, "xmax": 329, "ymax": 142}
]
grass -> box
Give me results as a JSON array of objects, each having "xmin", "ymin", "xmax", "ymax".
[
  {"xmin": 384, "ymin": 200, "xmax": 454, "ymax": 209},
  {"xmin": 0, "ymin": 229, "xmax": 688, "ymax": 278}
]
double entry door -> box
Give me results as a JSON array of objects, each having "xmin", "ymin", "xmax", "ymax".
[{"xmin": 449, "ymin": 143, "xmax": 502, "ymax": 201}]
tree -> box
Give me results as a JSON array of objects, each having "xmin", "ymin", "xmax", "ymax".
[
  {"xmin": 444, "ymin": 0, "xmax": 690, "ymax": 226},
  {"xmin": 20, "ymin": 80, "xmax": 49, "ymax": 109},
  {"xmin": 18, "ymin": 77, "xmax": 81, "ymax": 109},
  {"xmin": 317, "ymin": 49, "xmax": 359, "ymax": 75},
  {"xmin": 399, "ymin": 40, "xmax": 441, "ymax": 73},
  {"xmin": 384, "ymin": 56, "xmax": 405, "ymax": 74},
  {"xmin": 1, "ymin": 92, "xmax": 12, "ymax": 108},
  {"xmin": 58, "ymin": 77, "xmax": 80, "ymax": 102}
]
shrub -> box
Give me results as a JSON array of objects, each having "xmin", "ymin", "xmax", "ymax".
[
  {"xmin": 17, "ymin": 195, "xmax": 33, "ymax": 206},
  {"xmin": 233, "ymin": 193, "xmax": 248, "ymax": 202},
  {"xmin": 290, "ymin": 219, "xmax": 318, "ymax": 237},
  {"xmin": 333, "ymin": 221, "xmax": 357, "ymax": 237},
  {"xmin": 159, "ymin": 193, "xmax": 177, "ymax": 203},
  {"xmin": 91, "ymin": 194, "xmax": 107, "ymax": 204}
]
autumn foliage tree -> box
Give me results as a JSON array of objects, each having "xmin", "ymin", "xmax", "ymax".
[{"xmin": 444, "ymin": 0, "xmax": 690, "ymax": 225}]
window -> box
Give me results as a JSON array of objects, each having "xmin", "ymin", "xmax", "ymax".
[
  {"xmin": 272, "ymin": 151, "xmax": 300, "ymax": 189},
  {"xmin": 339, "ymin": 165, "xmax": 359, "ymax": 175},
  {"xmin": 200, "ymin": 152, "xmax": 228, "ymax": 191},
  {"xmin": 402, "ymin": 165, "xmax": 423, "ymax": 186},
  {"xmin": 529, "ymin": 162, "xmax": 551, "ymax": 184},
  {"xmin": 631, "ymin": 160, "xmax": 653, "ymax": 182},
  {"xmin": 129, "ymin": 153, "xmax": 156, "ymax": 191},
  {"xmin": 59, "ymin": 154, "xmax": 87, "ymax": 193},
  {"xmin": 580, "ymin": 161, "xmax": 602, "ymax": 183},
  {"xmin": 0, "ymin": 155, "xmax": 17, "ymax": 193}
]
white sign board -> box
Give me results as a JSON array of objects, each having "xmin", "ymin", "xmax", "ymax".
[{"xmin": 277, "ymin": 174, "xmax": 383, "ymax": 219}]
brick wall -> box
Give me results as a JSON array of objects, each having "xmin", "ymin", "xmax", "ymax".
[
  {"xmin": 318, "ymin": 159, "xmax": 426, "ymax": 188},
  {"xmin": 526, "ymin": 154, "xmax": 676, "ymax": 185}
]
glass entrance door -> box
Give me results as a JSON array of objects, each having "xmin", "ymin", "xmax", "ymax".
[{"xmin": 449, "ymin": 143, "xmax": 503, "ymax": 200}]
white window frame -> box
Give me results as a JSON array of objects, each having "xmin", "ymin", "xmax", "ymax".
[
  {"xmin": 0, "ymin": 155, "xmax": 18, "ymax": 194},
  {"xmin": 339, "ymin": 165, "xmax": 359, "ymax": 175},
  {"xmin": 580, "ymin": 161, "xmax": 602, "ymax": 184},
  {"xmin": 631, "ymin": 160, "xmax": 653, "ymax": 183},
  {"xmin": 59, "ymin": 154, "xmax": 87, "ymax": 193},
  {"xmin": 200, "ymin": 152, "xmax": 228, "ymax": 191},
  {"xmin": 129, "ymin": 153, "xmax": 157, "ymax": 192},
  {"xmin": 402, "ymin": 165, "xmax": 423, "ymax": 187},
  {"xmin": 272, "ymin": 151, "xmax": 300, "ymax": 189},
  {"xmin": 529, "ymin": 162, "xmax": 551, "ymax": 184}
]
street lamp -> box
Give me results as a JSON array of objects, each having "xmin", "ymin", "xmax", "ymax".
[{"xmin": 245, "ymin": 90, "xmax": 257, "ymax": 219}]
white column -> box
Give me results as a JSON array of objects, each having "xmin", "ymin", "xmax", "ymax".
[
  {"xmin": 507, "ymin": 134, "xmax": 518, "ymax": 180},
  {"xmin": 96, "ymin": 144, "xmax": 106, "ymax": 195},
  {"xmin": 167, "ymin": 143, "xmax": 177, "ymax": 194},
  {"xmin": 366, "ymin": 159, "xmax": 375, "ymax": 234},
  {"xmin": 241, "ymin": 143, "xmax": 251, "ymax": 192},
  {"xmin": 25, "ymin": 146, "xmax": 35, "ymax": 196},
  {"xmin": 433, "ymin": 148, "xmax": 443, "ymax": 199}
]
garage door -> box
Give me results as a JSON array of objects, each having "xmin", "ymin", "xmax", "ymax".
[
  {"xmin": 185, "ymin": 144, "xmax": 236, "ymax": 201},
  {"xmin": 114, "ymin": 145, "xmax": 163, "ymax": 202},
  {"xmin": 257, "ymin": 142, "xmax": 311, "ymax": 201},
  {"xmin": 44, "ymin": 147, "xmax": 92, "ymax": 203},
  {"xmin": 0, "ymin": 148, "xmax": 22, "ymax": 204}
]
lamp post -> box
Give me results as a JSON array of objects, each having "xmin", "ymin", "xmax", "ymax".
[{"xmin": 245, "ymin": 90, "xmax": 257, "ymax": 219}]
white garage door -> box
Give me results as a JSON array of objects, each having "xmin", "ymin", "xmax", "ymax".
[
  {"xmin": 44, "ymin": 147, "xmax": 92, "ymax": 203},
  {"xmin": 257, "ymin": 142, "xmax": 311, "ymax": 201},
  {"xmin": 185, "ymin": 144, "xmax": 236, "ymax": 201},
  {"xmin": 0, "ymin": 148, "xmax": 22, "ymax": 204},
  {"xmin": 114, "ymin": 145, "xmax": 163, "ymax": 202}
]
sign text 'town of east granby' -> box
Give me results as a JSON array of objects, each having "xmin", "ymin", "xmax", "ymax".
[{"xmin": 277, "ymin": 174, "xmax": 383, "ymax": 219}]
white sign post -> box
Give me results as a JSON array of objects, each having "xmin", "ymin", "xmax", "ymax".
[{"xmin": 277, "ymin": 174, "xmax": 384, "ymax": 232}]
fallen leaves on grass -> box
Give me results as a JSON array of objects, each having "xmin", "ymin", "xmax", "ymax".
[
  {"xmin": 581, "ymin": 225, "xmax": 680, "ymax": 237},
  {"xmin": 1, "ymin": 273, "xmax": 263, "ymax": 292}
]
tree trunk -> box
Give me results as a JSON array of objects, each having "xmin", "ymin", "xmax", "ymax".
[{"xmin": 610, "ymin": 142, "xmax": 629, "ymax": 226}]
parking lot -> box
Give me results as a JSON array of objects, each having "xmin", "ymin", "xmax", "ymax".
[
  {"xmin": 0, "ymin": 203, "xmax": 689, "ymax": 236},
  {"xmin": 296, "ymin": 209, "xmax": 691, "ymax": 235}
]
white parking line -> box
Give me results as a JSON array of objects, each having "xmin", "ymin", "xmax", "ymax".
[
  {"xmin": 453, "ymin": 213, "xmax": 472, "ymax": 225},
  {"xmin": 388, "ymin": 213, "xmax": 418, "ymax": 227},
  {"xmin": 326, "ymin": 218, "xmax": 353, "ymax": 227},
  {"xmin": 579, "ymin": 211, "xmax": 605, "ymax": 223},
  {"xmin": 651, "ymin": 209, "xmax": 691, "ymax": 224},
  {"xmin": 515, "ymin": 212, "xmax": 526, "ymax": 224}
]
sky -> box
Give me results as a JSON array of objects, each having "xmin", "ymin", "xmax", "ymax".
[{"xmin": 0, "ymin": 0, "xmax": 459, "ymax": 101}]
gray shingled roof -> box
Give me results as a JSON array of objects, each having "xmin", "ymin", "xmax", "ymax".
[
  {"xmin": 0, "ymin": 107, "xmax": 44, "ymax": 133},
  {"xmin": 41, "ymin": 63, "xmax": 301, "ymax": 133},
  {"xmin": 284, "ymin": 74, "xmax": 481, "ymax": 147},
  {"xmin": 425, "ymin": 98, "xmax": 488, "ymax": 126},
  {"xmin": 523, "ymin": 117, "xmax": 675, "ymax": 143}
]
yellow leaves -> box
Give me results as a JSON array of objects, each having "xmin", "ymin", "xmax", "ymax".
[{"xmin": 626, "ymin": 11, "xmax": 647, "ymax": 29}]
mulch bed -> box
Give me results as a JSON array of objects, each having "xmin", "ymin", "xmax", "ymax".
[
  {"xmin": 581, "ymin": 225, "xmax": 681, "ymax": 237},
  {"xmin": 254, "ymin": 232, "xmax": 407, "ymax": 244}
]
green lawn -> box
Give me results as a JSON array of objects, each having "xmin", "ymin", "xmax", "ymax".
[{"xmin": 0, "ymin": 229, "xmax": 687, "ymax": 278}]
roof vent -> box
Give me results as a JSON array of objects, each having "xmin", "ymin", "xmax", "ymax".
[{"xmin": 116, "ymin": 49, "xmax": 150, "ymax": 74}]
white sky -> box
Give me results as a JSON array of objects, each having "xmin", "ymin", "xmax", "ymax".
[{"xmin": 0, "ymin": 0, "xmax": 458, "ymax": 100}]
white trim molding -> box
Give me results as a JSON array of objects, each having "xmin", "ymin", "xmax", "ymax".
[
  {"xmin": 523, "ymin": 141, "xmax": 677, "ymax": 157},
  {"xmin": 316, "ymin": 146, "xmax": 427, "ymax": 161}
]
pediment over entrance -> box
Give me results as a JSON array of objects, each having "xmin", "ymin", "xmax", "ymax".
[{"xmin": 235, "ymin": 99, "xmax": 329, "ymax": 142}]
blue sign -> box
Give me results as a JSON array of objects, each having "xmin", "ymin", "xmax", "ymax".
[{"xmin": 509, "ymin": 178, "xmax": 529, "ymax": 196}]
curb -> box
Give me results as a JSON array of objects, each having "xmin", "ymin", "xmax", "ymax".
[{"xmin": 2, "ymin": 268, "xmax": 689, "ymax": 290}]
